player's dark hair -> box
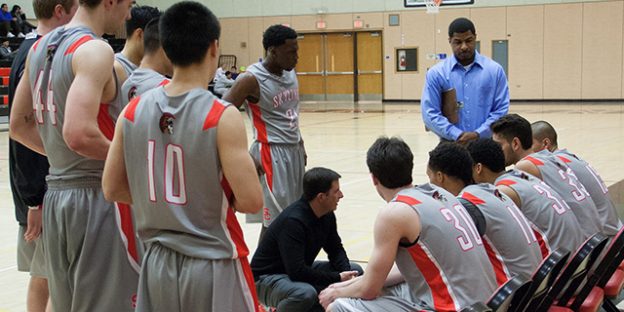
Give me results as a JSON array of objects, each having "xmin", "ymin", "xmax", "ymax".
[
  {"xmin": 78, "ymin": 0, "xmax": 102, "ymax": 9},
  {"xmin": 367, "ymin": 137, "xmax": 413, "ymax": 189},
  {"xmin": 262, "ymin": 24, "xmax": 297, "ymax": 51},
  {"xmin": 448, "ymin": 17, "xmax": 476, "ymax": 37},
  {"xmin": 531, "ymin": 120, "xmax": 558, "ymax": 147},
  {"xmin": 467, "ymin": 139, "xmax": 506, "ymax": 173},
  {"xmin": 302, "ymin": 167, "xmax": 341, "ymax": 201},
  {"xmin": 33, "ymin": 0, "xmax": 75, "ymax": 19},
  {"xmin": 142, "ymin": 17, "xmax": 161, "ymax": 54},
  {"xmin": 490, "ymin": 114, "xmax": 533, "ymax": 150},
  {"xmin": 126, "ymin": 6, "xmax": 160, "ymax": 37},
  {"xmin": 428, "ymin": 143, "xmax": 474, "ymax": 185},
  {"xmin": 160, "ymin": 1, "xmax": 220, "ymax": 67}
]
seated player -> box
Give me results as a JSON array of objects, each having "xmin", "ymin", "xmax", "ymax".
[
  {"xmin": 251, "ymin": 167, "xmax": 362, "ymax": 312},
  {"xmin": 427, "ymin": 142, "xmax": 542, "ymax": 284},
  {"xmin": 531, "ymin": 120, "xmax": 622, "ymax": 236},
  {"xmin": 319, "ymin": 137, "xmax": 497, "ymax": 312},
  {"xmin": 467, "ymin": 139, "xmax": 586, "ymax": 257}
]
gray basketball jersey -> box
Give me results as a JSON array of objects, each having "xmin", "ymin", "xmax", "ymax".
[
  {"xmin": 555, "ymin": 149, "xmax": 623, "ymax": 236},
  {"xmin": 120, "ymin": 68, "xmax": 169, "ymax": 104},
  {"xmin": 114, "ymin": 52, "xmax": 138, "ymax": 77},
  {"xmin": 122, "ymin": 87, "xmax": 251, "ymax": 260},
  {"xmin": 28, "ymin": 26, "xmax": 108, "ymax": 180},
  {"xmin": 524, "ymin": 150, "xmax": 602, "ymax": 238},
  {"xmin": 393, "ymin": 184, "xmax": 497, "ymax": 312},
  {"xmin": 459, "ymin": 184, "xmax": 542, "ymax": 284},
  {"xmin": 496, "ymin": 169, "xmax": 585, "ymax": 256},
  {"xmin": 245, "ymin": 62, "xmax": 301, "ymax": 144}
]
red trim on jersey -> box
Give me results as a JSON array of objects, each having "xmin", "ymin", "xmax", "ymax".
[
  {"xmin": 557, "ymin": 155, "xmax": 572, "ymax": 163},
  {"xmin": 158, "ymin": 79, "xmax": 170, "ymax": 86},
  {"xmin": 483, "ymin": 239, "xmax": 510, "ymax": 286},
  {"xmin": 395, "ymin": 195, "xmax": 422, "ymax": 206},
  {"xmin": 239, "ymin": 256, "xmax": 262, "ymax": 312},
  {"xmin": 524, "ymin": 156, "xmax": 545, "ymax": 166},
  {"xmin": 203, "ymin": 100, "xmax": 226, "ymax": 130},
  {"xmin": 115, "ymin": 202, "xmax": 140, "ymax": 264},
  {"xmin": 533, "ymin": 229, "xmax": 550, "ymax": 259},
  {"xmin": 248, "ymin": 103, "xmax": 274, "ymax": 190},
  {"xmin": 408, "ymin": 244, "xmax": 457, "ymax": 312},
  {"xmin": 32, "ymin": 37, "xmax": 43, "ymax": 52},
  {"xmin": 248, "ymin": 102, "xmax": 269, "ymax": 144},
  {"xmin": 460, "ymin": 192, "xmax": 486, "ymax": 205},
  {"xmin": 64, "ymin": 35, "xmax": 93, "ymax": 55},
  {"xmin": 97, "ymin": 103, "xmax": 115, "ymax": 140},
  {"xmin": 124, "ymin": 96, "xmax": 141, "ymax": 123},
  {"xmin": 496, "ymin": 179, "xmax": 517, "ymax": 187}
]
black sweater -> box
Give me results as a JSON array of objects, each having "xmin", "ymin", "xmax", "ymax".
[{"xmin": 251, "ymin": 198, "xmax": 351, "ymax": 290}]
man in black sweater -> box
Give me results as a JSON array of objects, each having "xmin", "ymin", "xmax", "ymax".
[{"xmin": 251, "ymin": 167, "xmax": 363, "ymax": 312}]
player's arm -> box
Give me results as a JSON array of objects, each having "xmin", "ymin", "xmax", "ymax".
[
  {"xmin": 63, "ymin": 40, "xmax": 115, "ymax": 160},
  {"xmin": 497, "ymin": 184, "xmax": 523, "ymax": 208},
  {"xmin": 515, "ymin": 160, "xmax": 542, "ymax": 180},
  {"xmin": 102, "ymin": 108, "xmax": 132, "ymax": 204},
  {"xmin": 222, "ymin": 72, "xmax": 259, "ymax": 108},
  {"xmin": 9, "ymin": 53, "xmax": 45, "ymax": 155},
  {"xmin": 217, "ymin": 105, "xmax": 263, "ymax": 213},
  {"xmin": 319, "ymin": 202, "xmax": 421, "ymax": 308}
]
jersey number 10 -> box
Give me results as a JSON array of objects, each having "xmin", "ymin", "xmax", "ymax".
[{"xmin": 147, "ymin": 140, "xmax": 187, "ymax": 205}]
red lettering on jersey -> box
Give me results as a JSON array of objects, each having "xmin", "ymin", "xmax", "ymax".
[
  {"xmin": 395, "ymin": 195, "xmax": 422, "ymax": 206},
  {"xmin": 557, "ymin": 155, "xmax": 572, "ymax": 163},
  {"xmin": 124, "ymin": 96, "xmax": 141, "ymax": 123},
  {"xmin": 460, "ymin": 192, "xmax": 486, "ymax": 205},
  {"xmin": 496, "ymin": 179, "xmax": 517, "ymax": 187},
  {"xmin": 524, "ymin": 156, "xmax": 544, "ymax": 166},
  {"xmin": 64, "ymin": 35, "xmax": 93, "ymax": 55},
  {"xmin": 203, "ymin": 100, "xmax": 226, "ymax": 130}
]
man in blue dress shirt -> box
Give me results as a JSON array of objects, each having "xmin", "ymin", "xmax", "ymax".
[{"xmin": 421, "ymin": 17, "xmax": 509, "ymax": 144}]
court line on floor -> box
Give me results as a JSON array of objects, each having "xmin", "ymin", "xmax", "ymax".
[{"xmin": 0, "ymin": 265, "xmax": 17, "ymax": 273}]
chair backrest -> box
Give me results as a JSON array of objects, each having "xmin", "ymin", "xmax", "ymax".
[
  {"xmin": 570, "ymin": 227, "xmax": 624, "ymax": 310},
  {"xmin": 487, "ymin": 275, "xmax": 532, "ymax": 312},
  {"xmin": 536, "ymin": 233, "xmax": 609, "ymax": 311},
  {"xmin": 518, "ymin": 249, "xmax": 570, "ymax": 312},
  {"xmin": 460, "ymin": 302, "xmax": 493, "ymax": 312}
]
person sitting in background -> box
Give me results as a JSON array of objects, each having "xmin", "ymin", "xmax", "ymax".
[
  {"xmin": 0, "ymin": 3, "xmax": 14, "ymax": 37},
  {"xmin": 11, "ymin": 5, "xmax": 34, "ymax": 37},
  {"xmin": 230, "ymin": 65, "xmax": 239, "ymax": 79},
  {"xmin": 0, "ymin": 40, "xmax": 16, "ymax": 60},
  {"xmin": 214, "ymin": 70, "xmax": 235, "ymax": 97}
]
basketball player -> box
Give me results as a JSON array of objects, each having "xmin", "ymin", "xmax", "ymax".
[
  {"xmin": 319, "ymin": 137, "xmax": 496, "ymax": 312},
  {"xmin": 8, "ymin": 0, "xmax": 77, "ymax": 310},
  {"xmin": 467, "ymin": 139, "xmax": 585, "ymax": 257},
  {"xmin": 491, "ymin": 114, "xmax": 603, "ymax": 238},
  {"xmin": 427, "ymin": 142, "xmax": 541, "ymax": 284},
  {"xmin": 102, "ymin": 2, "xmax": 263, "ymax": 311},
  {"xmin": 9, "ymin": 0, "xmax": 139, "ymax": 311},
  {"xmin": 531, "ymin": 120, "xmax": 622, "ymax": 236},
  {"xmin": 224, "ymin": 24, "xmax": 305, "ymax": 236},
  {"xmin": 120, "ymin": 17, "xmax": 172, "ymax": 102}
]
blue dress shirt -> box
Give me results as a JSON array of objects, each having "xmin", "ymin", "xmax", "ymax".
[{"xmin": 421, "ymin": 51, "xmax": 510, "ymax": 141}]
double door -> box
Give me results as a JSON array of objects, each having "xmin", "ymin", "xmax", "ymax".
[{"xmin": 296, "ymin": 31, "xmax": 382, "ymax": 102}]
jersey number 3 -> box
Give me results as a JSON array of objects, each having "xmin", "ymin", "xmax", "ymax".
[{"xmin": 147, "ymin": 141, "xmax": 187, "ymax": 205}]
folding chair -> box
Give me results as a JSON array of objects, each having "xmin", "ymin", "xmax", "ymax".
[
  {"xmin": 517, "ymin": 249, "xmax": 570, "ymax": 312},
  {"xmin": 460, "ymin": 302, "xmax": 493, "ymax": 312},
  {"xmin": 535, "ymin": 233, "xmax": 609, "ymax": 312},
  {"xmin": 592, "ymin": 227, "xmax": 624, "ymax": 312},
  {"xmin": 486, "ymin": 275, "xmax": 532, "ymax": 312}
]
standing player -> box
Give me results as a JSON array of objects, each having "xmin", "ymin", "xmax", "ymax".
[
  {"xmin": 8, "ymin": 0, "xmax": 77, "ymax": 310},
  {"xmin": 491, "ymin": 114, "xmax": 603, "ymax": 238},
  {"xmin": 427, "ymin": 143, "xmax": 541, "ymax": 284},
  {"xmin": 120, "ymin": 17, "xmax": 172, "ymax": 102},
  {"xmin": 319, "ymin": 137, "xmax": 496, "ymax": 312},
  {"xmin": 102, "ymin": 2, "xmax": 263, "ymax": 311},
  {"xmin": 467, "ymin": 139, "xmax": 586, "ymax": 257},
  {"xmin": 224, "ymin": 24, "xmax": 305, "ymax": 235},
  {"xmin": 531, "ymin": 120, "xmax": 622, "ymax": 236},
  {"xmin": 9, "ymin": 0, "xmax": 139, "ymax": 311}
]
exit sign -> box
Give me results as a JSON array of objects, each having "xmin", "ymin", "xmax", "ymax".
[
  {"xmin": 353, "ymin": 20, "xmax": 363, "ymax": 28},
  {"xmin": 316, "ymin": 20, "xmax": 327, "ymax": 29}
]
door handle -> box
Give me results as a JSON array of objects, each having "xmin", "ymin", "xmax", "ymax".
[{"xmin": 357, "ymin": 70, "xmax": 382, "ymax": 75}]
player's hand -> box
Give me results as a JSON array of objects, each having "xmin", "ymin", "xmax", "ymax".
[
  {"xmin": 457, "ymin": 131, "xmax": 479, "ymax": 145},
  {"xmin": 24, "ymin": 208, "xmax": 43, "ymax": 242},
  {"xmin": 339, "ymin": 270, "xmax": 359, "ymax": 281},
  {"xmin": 319, "ymin": 287, "xmax": 339, "ymax": 310}
]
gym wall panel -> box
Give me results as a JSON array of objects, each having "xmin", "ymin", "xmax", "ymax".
[
  {"xmin": 581, "ymin": 1, "xmax": 623, "ymax": 99},
  {"xmin": 400, "ymin": 11, "xmax": 436, "ymax": 100},
  {"xmin": 260, "ymin": 0, "xmax": 292, "ymax": 16},
  {"xmin": 383, "ymin": 12, "xmax": 403, "ymax": 99},
  {"xmin": 470, "ymin": 7, "xmax": 507, "ymax": 58},
  {"xmin": 433, "ymin": 9, "xmax": 471, "ymax": 57},
  {"xmin": 324, "ymin": 14, "xmax": 356, "ymax": 30},
  {"xmin": 354, "ymin": 13, "xmax": 384, "ymax": 29},
  {"xmin": 543, "ymin": 3, "xmax": 583, "ymax": 99},
  {"xmin": 247, "ymin": 17, "xmax": 265, "ymax": 67},
  {"xmin": 507, "ymin": 5, "xmax": 544, "ymax": 99},
  {"xmin": 290, "ymin": 15, "xmax": 319, "ymax": 33},
  {"xmin": 219, "ymin": 18, "xmax": 251, "ymax": 67}
]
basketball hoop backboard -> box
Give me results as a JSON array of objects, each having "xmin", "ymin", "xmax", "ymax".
[{"xmin": 404, "ymin": 0, "xmax": 474, "ymax": 8}]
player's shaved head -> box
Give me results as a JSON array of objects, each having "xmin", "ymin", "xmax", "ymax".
[{"xmin": 531, "ymin": 121, "xmax": 558, "ymax": 150}]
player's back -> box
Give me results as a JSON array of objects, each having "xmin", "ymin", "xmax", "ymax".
[
  {"xmin": 496, "ymin": 169, "xmax": 586, "ymax": 256},
  {"xmin": 114, "ymin": 52, "xmax": 137, "ymax": 77},
  {"xmin": 120, "ymin": 67, "xmax": 169, "ymax": 104},
  {"xmin": 122, "ymin": 87, "xmax": 248, "ymax": 260},
  {"xmin": 459, "ymin": 183, "xmax": 542, "ymax": 285},
  {"xmin": 28, "ymin": 26, "xmax": 105, "ymax": 180},
  {"xmin": 245, "ymin": 62, "xmax": 300, "ymax": 144},
  {"xmin": 524, "ymin": 150, "xmax": 602, "ymax": 238},
  {"xmin": 555, "ymin": 149, "xmax": 622, "ymax": 236},
  {"xmin": 393, "ymin": 183, "xmax": 497, "ymax": 312}
]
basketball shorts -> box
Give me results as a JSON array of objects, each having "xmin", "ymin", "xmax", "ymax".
[
  {"xmin": 43, "ymin": 177, "xmax": 140, "ymax": 312},
  {"xmin": 17, "ymin": 225, "xmax": 46, "ymax": 278},
  {"xmin": 136, "ymin": 242, "xmax": 259, "ymax": 312}
]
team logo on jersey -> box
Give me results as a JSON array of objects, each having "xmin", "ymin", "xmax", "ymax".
[
  {"xmin": 159, "ymin": 113, "xmax": 175, "ymax": 134},
  {"xmin": 46, "ymin": 45, "xmax": 58, "ymax": 61},
  {"xmin": 127, "ymin": 86, "xmax": 137, "ymax": 100}
]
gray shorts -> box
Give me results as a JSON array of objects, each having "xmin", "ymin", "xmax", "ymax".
[
  {"xmin": 43, "ymin": 177, "xmax": 140, "ymax": 312},
  {"xmin": 137, "ymin": 242, "xmax": 259, "ymax": 312},
  {"xmin": 246, "ymin": 141, "xmax": 305, "ymax": 227},
  {"xmin": 329, "ymin": 283, "xmax": 426, "ymax": 312},
  {"xmin": 17, "ymin": 225, "xmax": 46, "ymax": 278}
]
